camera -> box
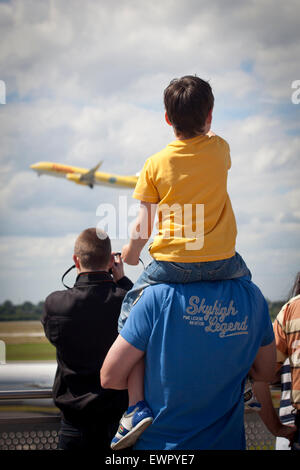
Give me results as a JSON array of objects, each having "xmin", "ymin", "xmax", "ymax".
[{"xmin": 109, "ymin": 252, "xmax": 121, "ymax": 274}]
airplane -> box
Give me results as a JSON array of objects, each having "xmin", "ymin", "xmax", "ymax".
[{"xmin": 30, "ymin": 161, "xmax": 138, "ymax": 189}]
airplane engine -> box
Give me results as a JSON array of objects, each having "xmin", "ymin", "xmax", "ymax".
[{"xmin": 66, "ymin": 173, "xmax": 88, "ymax": 186}]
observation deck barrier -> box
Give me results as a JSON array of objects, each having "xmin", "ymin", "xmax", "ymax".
[{"xmin": 0, "ymin": 386, "xmax": 280, "ymax": 450}]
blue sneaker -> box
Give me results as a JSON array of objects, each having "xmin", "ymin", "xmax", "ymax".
[{"xmin": 111, "ymin": 400, "xmax": 153, "ymax": 450}]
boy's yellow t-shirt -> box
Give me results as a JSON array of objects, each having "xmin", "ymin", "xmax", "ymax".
[{"xmin": 133, "ymin": 134, "xmax": 237, "ymax": 262}]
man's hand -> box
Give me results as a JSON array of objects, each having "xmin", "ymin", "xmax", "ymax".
[
  {"xmin": 111, "ymin": 253, "xmax": 125, "ymax": 282},
  {"xmin": 101, "ymin": 335, "xmax": 145, "ymax": 390},
  {"xmin": 275, "ymin": 423, "xmax": 297, "ymax": 445},
  {"xmin": 121, "ymin": 244, "xmax": 140, "ymax": 266},
  {"xmin": 252, "ymin": 378, "xmax": 297, "ymax": 447}
]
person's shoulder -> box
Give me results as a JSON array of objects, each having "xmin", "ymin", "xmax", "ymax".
[
  {"xmin": 44, "ymin": 289, "xmax": 72, "ymax": 314},
  {"xmin": 276, "ymin": 294, "xmax": 300, "ymax": 325},
  {"xmin": 133, "ymin": 283, "xmax": 173, "ymax": 307},
  {"xmin": 150, "ymin": 282, "xmax": 175, "ymax": 294},
  {"xmin": 147, "ymin": 142, "xmax": 176, "ymax": 165},
  {"xmin": 209, "ymin": 134, "xmax": 230, "ymax": 151},
  {"xmin": 222, "ymin": 277, "xmax": 267, "ymax": 314},
  {"xmin": 288, "ymin": 294, "xmax": 300, "ymax": 307},
  {"xmin": 45, "ymin": 289, "xmax": 67, "ymax": 304},
  {"xmin": 237, "ymin": 277, "xmax": 266, "ymax": 298}
]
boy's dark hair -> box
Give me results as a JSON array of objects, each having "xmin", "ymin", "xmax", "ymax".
[
  {"xmin": 164, "ymin": 75, "xmax": 214, "ymax": 138},
  {"xmin": 74, "ymin": 227, "xmax": 111, "ymax": 270}
]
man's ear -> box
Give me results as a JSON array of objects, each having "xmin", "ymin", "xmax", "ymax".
[
  {"xmin": 73, "ymin": 254, "xmax": 81, "ymax": 269},
  {"xmin": 165, "ymin": 111, "xmax": 172, "ymax": 126},
  {"xmin": 107, "ymin": 253, "xmax": 114, "ymax": 270}
]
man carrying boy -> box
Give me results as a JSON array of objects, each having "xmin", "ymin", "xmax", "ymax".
[
  {"xmin": 101, "ymin": 277, "xmax": 276, "ymax": 450},
  {"xmin": 110, "ymin": 75, "xmax": 256, "ymax": 449}
]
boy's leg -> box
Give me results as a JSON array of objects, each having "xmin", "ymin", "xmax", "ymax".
[
  {"xmin": 118, "ymin": 260, "xmax": 164, "ymax": 332},
  {"xmin": 127, "ymin": 358, "xmax": 145, "ymax": 406},
  {"xmin": 111, "ymin": 358, "xmax": 153, "ymax": 450},
  {"xmin": 114, "ymin": 260, "xmax": 192, "ymax": 449}
]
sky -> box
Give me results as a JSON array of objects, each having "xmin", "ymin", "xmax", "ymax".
[{"xmin": 0, "ymin": 0, "xmax": 299, "ymax": 304}]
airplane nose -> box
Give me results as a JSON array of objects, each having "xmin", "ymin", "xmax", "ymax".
[{"xmin": 30, "ymin": 163, "xmax": 44, "ymax": 171}]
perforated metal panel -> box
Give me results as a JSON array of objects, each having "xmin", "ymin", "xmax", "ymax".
[
  {"xmin": 0, "ymin": 412, "xmax": 276, "ymax": 451},
  {"xmin": 0, "ymin": 421, "xmax": 60, "ymax": 450},
  {"xmin": 245, "ymin": 411, "xmax": 276, "ymax": 450}
]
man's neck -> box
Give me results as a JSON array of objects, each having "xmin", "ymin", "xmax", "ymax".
[{"xmin": 77, "ymin": 268, "xmax": 109, "ymax": 275}]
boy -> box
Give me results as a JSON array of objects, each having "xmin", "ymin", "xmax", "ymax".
[{"xmin": 111, "ymin": 75, "xmax": 257, "ymax": 450}]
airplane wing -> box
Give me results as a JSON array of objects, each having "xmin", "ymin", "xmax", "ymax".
[{"xmin": 78, "ymin": 161, "xmax": 103, "ymax": 188}]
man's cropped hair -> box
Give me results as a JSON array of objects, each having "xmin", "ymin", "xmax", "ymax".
[
  {"xmin": 74, "ymin": 227, "xmax": 111, "ymax": 270},
  {"xmin": 164, "ymin": 75, "xmax": 214, "ymax": 138}
]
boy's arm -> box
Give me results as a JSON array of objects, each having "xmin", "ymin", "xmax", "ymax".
[{"xmin": 122, "ymin": 201, "xmax": 157, "ymax": 265}]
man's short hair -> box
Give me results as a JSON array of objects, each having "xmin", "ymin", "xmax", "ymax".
[
  {"xmin": 164, "ymin": 75, "xmax": 214, "ymax": 138},
  {"xmin": 74, "ymin": 228, "xmax": 111, "ymax": 270}
]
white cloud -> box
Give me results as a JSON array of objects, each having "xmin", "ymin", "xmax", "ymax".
[
  {"xmin": 0, "ymin": 0, "xmax": 299, "ymax": 302},
  {"xmin": 0, "ymin": 233, "xmax": 148, "ymax": 303}
]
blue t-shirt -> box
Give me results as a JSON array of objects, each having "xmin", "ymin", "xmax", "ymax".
[{"xmin": 120, "ymin": 277, "xmax": 274, "ymax": 450}]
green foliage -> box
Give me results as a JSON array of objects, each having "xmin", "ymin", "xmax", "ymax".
[
  {"xmin": 0, "ymin": 299, "xmax": 286, "ymax": 322},
  {"xmin": 267, "ymin": 300, "xmax": 286, "ymax": 322},
  {"xmin": 0, "ymin": 300, "xmax": 44, "ymax": 321}
]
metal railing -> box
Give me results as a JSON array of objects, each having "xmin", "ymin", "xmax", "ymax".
[
  {"xmin": 0, "ymin": 390, "xmax": 53, "ymax": 400},
  {"xmin": 0, "ymin": 389, "xmax": 278, "ymax": 451},
  {"xmin": 0, "ymin": 389, "xmax": 60, "ymax": 450}
]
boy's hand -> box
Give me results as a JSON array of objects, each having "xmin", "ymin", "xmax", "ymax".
[
  {"xmin": 111, "ymin": 253, "xmax": 125, "ymax": 282},
  {"xmin": 121, "ymin": 244, "xmax": 140, "ymax": 265}
]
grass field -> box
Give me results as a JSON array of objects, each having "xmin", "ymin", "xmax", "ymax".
[
  {"xmin": 5, "ymin": 342, "xmax": 56, "ymax": 361},
  {"xmin": 0, "ymin": 321, "xmax": 56, "ymax": 361}
]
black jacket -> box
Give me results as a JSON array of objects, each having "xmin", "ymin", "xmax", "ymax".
[{"xmin": 42, "ymin": 271, "xmax": 133, "ymax": 425}]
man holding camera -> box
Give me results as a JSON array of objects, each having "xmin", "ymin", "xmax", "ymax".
[{"xmin": 42, "ymin": 227, "xmax": 133, "ymax": 451}]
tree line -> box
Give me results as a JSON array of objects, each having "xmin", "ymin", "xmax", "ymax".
[
  {"xmin": 0, "ymin": 299, "xmax": 287, "ymax": 322},
  {"xmin": 0, "ymin": 300, "xmax": 44, "ymax": 321}
]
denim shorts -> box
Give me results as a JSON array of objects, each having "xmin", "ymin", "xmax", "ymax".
[{"xmin": 118, "ymin": 252, "xmax": 251, "ymax": 332}]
